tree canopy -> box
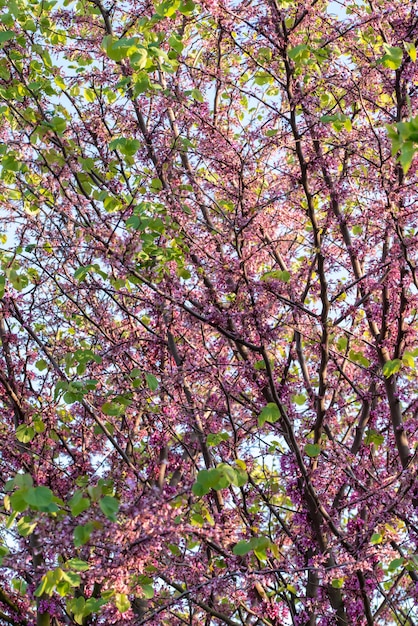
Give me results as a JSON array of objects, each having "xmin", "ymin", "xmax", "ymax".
[{"xmin": 0, "ymin": 0, "xmax": 418, "ymax": 624}]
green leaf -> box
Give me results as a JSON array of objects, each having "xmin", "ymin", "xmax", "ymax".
[
  {"xmin": 101, "ymin": 401, "xmax": 124, "ymax": 416},
  {"xmin": 207, "ymin": 432, "xmax": 229, "ymax": 446},
  {"xmin": 13, "ymin": 474, "xmax": 33, "ymax": 489},
  {"xmin": 60, "ymin": 570, "xmax": 81, "ymax": 587},
  {"xmin": 15, "ymin": 424, "xmax": 35, "ymax": 443},
  {"xmin": 233, "ymin": 536, "xmax": 270, "ymax": 561},
  {"xmin": 370, "ymin": 532, "xmax": 383, "ymax": 545},
  {"xmin": 141, "ymin": 584, "xmax": 154, "ymax": 599},
  {"xmin": 23, "ymin": 19, "xmax": 36, "ymax": 32},
  {"xmin": 399, "ymin": 141, "xmax": 415, "ymax": 174},
  {"xmin": 388, "ymin": 557, "xmax": 404, "ymax": 572},
  {"xmin": 150, "ymin": 178, "xmax": 163, "ymax": 191},
  {"xmin": 261, "ymin": 270, "xmax": 290, "ymax": 282},
  {"xmin": 304, "ymin": 443, "xmax": 321, "ymax": 458},
  {"xmin": 102, "ymin": 36, "xmax": 139, "ymax": 61},
  {"xmin": 145, "ymin": 373, "xmax": 158, "ymax": 391},
  {"xmin": 54, "ymin": 381, "xmax": 67, "ymax": 400},
  {"xmin": 234, "ymin": 467, "xmax": 248, "ymax": 487},
  {"xmin": 121, "ymin": 139, "xmax": 140, "ymax": 156},
  {"xmin": 84, "ymin": 88, "xmax": 95, "ymax": 102},
  {"xmin": 217, "ymin": 463, "xmax": 238, "ymax": 486},
  {"xmin": 67, "ymin": 596, "xmax": 86, "ymax": 624},
  {"xmin": 99, "ymin": 495, "xmax": 119, "ymax": 521},
  {"xmin": 11, "ymin": 579, "xmax": 27, "ymax": 594},
  {"xmin": 35, "ymin": 359, "xmax": 48, "ymax": 371},
  {"xmin": 66, "ymin": 558, "xmax": 90, "ymax": 572},
  {"xmin": 1, "ymin": 155, "xmax": 20, "ymax": 172},
  {"xmin": 17, "ymin": 516, "xmax": 37, "ymax": 537},
  {"xmin": 23, "ymin": 486, "xmax": 54, "ymax": 508},
  {"xmin": 74, "ymin": 265, "xmax": 93, "ymax": 282},
  {"xmin": 253, "ymin": 538, "xmax": 270, "ymax": 562},
  {"xmin": 331, "ymin": 578, "xmax": 344, "ymax": 589},
  {"xmin": 50, "ymin": 117, "xmax": 67, "ymax": 134},
  {"xmin": 9, "ymin": 271, "xmax": 28, "ymax": 291},
  {"xmin": 133, "ymin": 72, "xmax": 151, "ymax": 95},
  {"xmin": 179, "ymin": 0, "xmax": 195, "ymax": 14},
  {"xmin": 191, "ymin": 88, "xmax": 204, "ymax": 102},
  {"xmin": 73, "ymin": 523, "xmax": 94, "ymax": 547},
  {"xmin": 402, "ymin": 351, "xmax": 415, "ymax": 368},
  {"xmin": 35, "ymin": 569, "xmax": 62, "ymax": 597},
  {"xmin": 56, "ymin": 580, "xmax": 71, "ymax": 597},
  {"xmin": 320, "ymin": 113, "xmax": 352, "ymax": 132},
  {"xmin": 349, "ymin": 349, "xmax": 370, "ymax": 368},
  {"xmin": 192, "ymin": 468, "xmax": 230, "ymax": 496},
  {"xmin": 381, "ymin": 45, "xmax": 403, "ymax": 70},
  {"xmin": 0, "ymin": 275, "xmax": 5, "ymax": 298},
  {"xmin": 292, "ymin": 394, "xmax": 306, "ymax": 406},
  {"xmin": 169, "ymin": 34, "xmax": 184, "ymax": 54},
  {"xmin": 126, "ymin": 215, "xmax": 141, "ymax": 230},
  {"xmin": 130, "ymin": 47, "xmax": 148, "ymax": 70},
  {"xmin": 404, "ymin": 42, "xmax": 417, "ymax": 63},
  {"xmin": 34, "ymin": 577, "xmax": 50, "ymax": 598},
  {"xmin": 364, "ymin": 430, "xmax": 384, "ymax": 447},
  {"xmin": 191, "ymin": 512, "xmax": 204, "ymax": 527},
  {"xmin": 10, "ymin": 490, "xmax": 28, "ymax": 513},
  {"xmin": 258, "ymin": 403, "xmax": 280, "ymax": 427},
  {"xmin": 0, "ymin": 31, "xmax": 16, "ymax": 44},
  {"xmin": 87, "ymin": 484, "xmax": 103, "ymax": 501},
  {"xmin": 115, "ymin": 592, "xmax": 131, "ymax": 613},
  {"xmin": 69, "ymin": 491, "xmax": 91, "ymax": 517},
  {"xmin": 382, "ymin": 358, "xmax": 402, "ymax": 378},
  {"xmin": 0, "ymin": 545, "xmax": 9, "ymax": 565},
  {"xmin": 155, "ymin": 0, "xmax": 180, "ymax": 17},
  {"xmin": 5, "ymin": 511, "xmax": 17, "ymax": 528},
  {"xmin": 195, "ymin": 468, "xmax": 221, "ymax": 489},
  {"xmin": 63, "ymin": 391, "xmax": 80, "ymax": 405},
  {"xmin": 288, "ymin": 44, "xmax": 310, "ymax": 63},
  {"xmin": 233, "ymin": 540, "xmax": 254, "ymax": 556},
  {"xmin": 191, "ymin": 481, "xmax": 207, "ymax": 497}
]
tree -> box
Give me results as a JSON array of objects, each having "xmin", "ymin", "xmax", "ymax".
[{"xmin": 0, "ymin": 0, "xmax": 417, "ymax": 623}]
